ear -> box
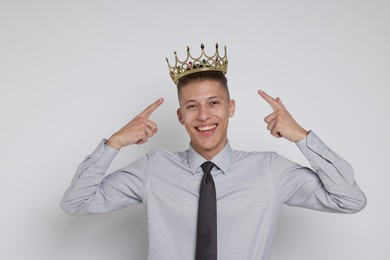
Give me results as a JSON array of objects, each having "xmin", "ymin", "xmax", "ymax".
[
  {"xmin": 177, "ymin": 108, "xmax": 184, "ymax": 125},
  {"xmin": 228, "ymin": 99, "xmax": 236, "ymax": 118}
]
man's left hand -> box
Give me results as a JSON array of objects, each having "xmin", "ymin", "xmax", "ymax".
[{"xmin": 258, "ymin": 90, "xmax": 308, "ymax": 143}]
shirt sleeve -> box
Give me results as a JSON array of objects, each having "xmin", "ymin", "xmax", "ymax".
[
  {"xmin": 60, "ymin": 140, "xmax": 151, "ymax": 215},
  {"xmin": 270, "ymin": 131, "xmax": 367, "ymax": 213}
]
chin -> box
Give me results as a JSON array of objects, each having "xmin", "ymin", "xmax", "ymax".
[{"xmin": 197, "ymin": 139, "xmax": 224, "ymax": 152}]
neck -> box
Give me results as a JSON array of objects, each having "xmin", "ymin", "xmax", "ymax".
[{"xmin": 191, "ymin": 140, "xmax": 228, "ymax": 160}]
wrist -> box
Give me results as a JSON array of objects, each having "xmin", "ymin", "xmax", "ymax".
[
  {"xmin": 294, "ymin": 128, "xmax": 308, "ymax": 143},
  {"xmin": 106, "ymin": 136, "xmax": 123, "ymax": 150}
]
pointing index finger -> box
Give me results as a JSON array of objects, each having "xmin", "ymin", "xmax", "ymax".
[
  {"xmin": 258, "ymin": 90, "xmax": 279, "ymax": 111},
  {"xmin": 140, "ymin": 98, "xmax": 164, "ymax": 118}
]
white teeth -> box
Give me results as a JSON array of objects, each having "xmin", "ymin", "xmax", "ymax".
[{"xmin": 197, "ymin": 125, "xmax": 217, "ymax": 131}]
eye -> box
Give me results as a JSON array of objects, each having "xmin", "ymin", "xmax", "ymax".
[
  {"xmin": 210, "ymin": 101, "xmax": 220, "ymax": 106},
  {"xmin": 186, "ymin": 104, "xmax": 198, "ymax": 110}
]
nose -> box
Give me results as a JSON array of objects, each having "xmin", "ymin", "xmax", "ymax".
[{"xmin": 197, "ymin": 106, "xmax": 211, "ymax": 121}]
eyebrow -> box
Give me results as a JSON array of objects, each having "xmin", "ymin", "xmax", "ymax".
[{"xmin": 183, "ymin": 96, "xmax": 220, "ymax": 105}]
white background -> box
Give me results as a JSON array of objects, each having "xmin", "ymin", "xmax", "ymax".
[{"xmin": 1, "ymin": 0, "xmax": 389, "ymax": 259}]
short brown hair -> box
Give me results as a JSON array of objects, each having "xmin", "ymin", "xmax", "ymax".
[{"xmin": 177, "ymin": 71, "xmax": 230, "ymax": 99}]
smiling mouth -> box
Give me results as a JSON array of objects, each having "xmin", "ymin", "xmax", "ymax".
[{"xmin": 196, "ymin": 124, "xmax": 217, "ymax": 132}]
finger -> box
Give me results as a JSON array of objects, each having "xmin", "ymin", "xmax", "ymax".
[
  {"xmin": 270, "ymin": 126, "xmax": 282, "ymax": 138},
  {"xmin": 258, "ymin": 90, "xmax": 280, "ymax": 111},
  {"xmin": 144, "ymin": 126, "xmax": 155, "ymax": 138},
  {"xmin": 139, "ymin": 98, "xmax": 164, "ymax": 118},
  {"xmin": 135, "ymin": 132, "xmax": 148, "ymax": 144},
  {"xmin": 264, "ymin": 112, "xmax": 277, "ymax": 124},
  {"xmin": 143, "ymin": 119, "xmax": 158, "ymax": 132},
  {"xmin": 136, "ymin": 138, "xmax": 147, "ymax": 145},
  {"xmin": 276, "ymin": 97, "xmax": 286, "ymax": 109},
  {"xmin": 267, "ymin": 119, "xmax": 276, "ymax": 131},
  {"xmin": 269, "ymin": 120, "xmax": 283, "ymax": 138}
]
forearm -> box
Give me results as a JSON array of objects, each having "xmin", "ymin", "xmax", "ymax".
[
  {"xmin": 295, "ymin": 131, "xmax": 367, "ymax": 213},
  {"xmin": 60, "ymin": 139, "xmax": 119, "ymax": 215}
]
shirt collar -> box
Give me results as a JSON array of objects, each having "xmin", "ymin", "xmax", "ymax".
[{"xmin": 188, "ymin": 141, "xmax": 232, "ymax": 175}]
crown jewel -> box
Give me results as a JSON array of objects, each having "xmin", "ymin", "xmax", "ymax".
[{"xmin": 166, "ymin": 43, "xmax": 228, "ymax": 84}]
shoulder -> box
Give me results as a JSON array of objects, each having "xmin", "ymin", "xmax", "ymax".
[
  {"xmin": 145, "ymin": 148, "xmax": 189, "ymax": 164},
  {"xmin": 230, "ymin": 148, "xmax": 276, "ymax": 164}
]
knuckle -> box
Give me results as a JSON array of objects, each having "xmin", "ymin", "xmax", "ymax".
[{"xmin": 135, "ymin": 116, "xmax": 144, "ymax": 124}]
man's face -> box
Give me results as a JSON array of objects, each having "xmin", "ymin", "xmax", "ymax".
[{"xmin": 177, "ymin": 80, "xmax": 235, "ymax": 160}]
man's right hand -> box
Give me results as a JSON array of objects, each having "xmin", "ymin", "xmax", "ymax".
[{"xmin": 106, "ymin": 98, "xmax": 164, "ymax": 149}]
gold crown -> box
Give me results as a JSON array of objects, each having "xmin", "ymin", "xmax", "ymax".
[{"xmin": 166, "ymin": 43, "xmax": 228, "ymax": 84}]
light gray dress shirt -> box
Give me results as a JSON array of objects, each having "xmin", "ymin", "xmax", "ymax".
[{"xmin": 61, "ymin": 131, "xmax": 366, "ymax": 260}]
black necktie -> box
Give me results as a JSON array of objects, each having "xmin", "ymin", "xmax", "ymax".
[{"xmin": 195, "ymin": 161, "xmax": 217, "ymax": 260}]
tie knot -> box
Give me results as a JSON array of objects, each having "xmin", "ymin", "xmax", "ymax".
[{"xmin": 201, "ymin": 161, "xmax": 215, "ymax": 174}]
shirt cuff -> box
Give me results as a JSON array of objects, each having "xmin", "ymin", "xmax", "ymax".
[
  {"xmin": 88, "ymin": 139, "xmax": 120, "ymax": 168},
  {"xmin": 296, "ymin": 130, "xmax": 328, "ymax": 162}
]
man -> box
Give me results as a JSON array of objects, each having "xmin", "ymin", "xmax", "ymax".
[{"xmin": 61, "ymin": 44, "xmax": 366, "ymax": 260}]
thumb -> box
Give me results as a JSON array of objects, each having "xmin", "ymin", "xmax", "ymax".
[{"xmin": 276, "ymin": 97, "xmax": 286, "ymax": 108}]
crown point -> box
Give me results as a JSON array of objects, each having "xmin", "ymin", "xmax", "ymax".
[
  {"xmin": 201, "ymin": 43, "xmax": 205, "ymax": 49},
  {"xmin": 216, "ymin": 43, "xmax": 219, "ymax": 48},
  {"xmin": 186, "ymin": 46, "xmax": 190, "ymax": 51}
]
